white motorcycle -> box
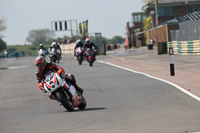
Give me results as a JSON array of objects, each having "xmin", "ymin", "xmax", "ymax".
[
  {"xmin": 38, "ymin": 49, "xmax": 46, "ymax": 57},
  {"xmin": 43, "ymin": 71, "xmax": 87, "ymax": 111},
  {"xmin": 49, "ymin": 48, "xmax": 61, "ymax": 64}
]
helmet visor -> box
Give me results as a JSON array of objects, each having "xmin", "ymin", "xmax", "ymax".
[{"xmin": 36, "ymin": 62, "xmax": 45, "ymax": 68}]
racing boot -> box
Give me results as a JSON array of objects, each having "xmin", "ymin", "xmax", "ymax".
[
  {"xmin": 74, "ymin": 84, "xmax": 84, "ymax": 94},
  {"xmin": 68, "ymin": 85, "xmax": 81, "ymax": 107}
]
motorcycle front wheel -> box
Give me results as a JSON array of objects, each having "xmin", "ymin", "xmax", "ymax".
[
  {"xmin": 88, "ymin": 56, "xmax": 93, "ymax": 67},
  {"xmin": 56, "ymin": 91, "xmax": 74, "ymax": 112},
  {"xmin": 77, "ymin": 95, "xmax": 87, "ymax": 110},
  {"xmin": 51, "ymin": 56, "xmax": 56, "ymax": 64},
  {"xmin": 77, "ymin": 56, "xmax": 83, "ymax": 65}
]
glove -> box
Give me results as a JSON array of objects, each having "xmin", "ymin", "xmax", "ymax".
[
  {"xmin": 57, "ymin": 69, "xmax": 65, "ymax": 78},
  {"xmin": 57, "ymin": 69, "xmax": 63, "ymax": 74},
  {"xmin": 39, "ymin": 82, "xmax": 47, "ymax": 93}
]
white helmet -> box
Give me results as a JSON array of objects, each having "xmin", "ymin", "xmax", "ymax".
[
  {"xmin": 40, "ymin": 44, "xmax": 43, "ymax": 47},
  {"xmin": 76, "ymin": 39, "xmax": 81, "ymax": 44},
  {"xmin": 51, "ymin": 42, "xmax": 56, "ymax": 47}
]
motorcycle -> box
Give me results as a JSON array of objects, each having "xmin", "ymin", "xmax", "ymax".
[
  {"xmin": 75, "ymin": 47, "xmax": 84, "ymax": 65},
  {"xmin": 38, "ymin": 48, "xmax": 46, "ymax": 57},
  {"xmin": 49, "ymin": 48, "xmax": 60, "ymax": 64},
  {"xmin": 43, "ymin": 71, "xmax": 87, "ymax": 111},
  {"xmin": 86, "ymin": 48, "xmax": 95, "ymax": 67}
]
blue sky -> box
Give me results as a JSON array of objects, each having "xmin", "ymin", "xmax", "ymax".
[{"xmin": 0, "ymin": 0, "xmax": 145, "ymax": 45}]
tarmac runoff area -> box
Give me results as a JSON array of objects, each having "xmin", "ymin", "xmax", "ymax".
[{"xmin": 98, "ymin": 46, "xmax": 200, "ymax": 102}]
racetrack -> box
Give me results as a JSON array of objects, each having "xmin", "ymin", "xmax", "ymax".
[{"xmin": 0, "ymin": 55, "xmax": 200, "ymax": 133}]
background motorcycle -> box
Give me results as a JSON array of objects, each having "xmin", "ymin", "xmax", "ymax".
[
  {"xmin": 86, "ymin": 48, "xmax": 95, "ymax": 67},
  {"xmin": 75, "ymin": 47, "xmax": 84, "ymax": 65},
  {"xmin": 43, "ymin": 71, "xmax": 87, "ymax": 111},
  {"xmin": 38, "ymin": 49, "xmax": 46, "ymax": 57},
  {"xmin": 49, "ymin": 48, "xmax": 60, "ymax": 64}
]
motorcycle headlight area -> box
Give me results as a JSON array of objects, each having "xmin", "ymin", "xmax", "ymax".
[{"xmin": 45, "ymin": 73, "xmax": 55, "ymax": 82}]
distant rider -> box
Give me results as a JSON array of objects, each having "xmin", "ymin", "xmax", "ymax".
[
  {"xmin": 84, "ymin": 38, "xmax": 97, "ymax": 60},
  {"xmin": 74, "ymin": 39, "xmax": 84, "ymax": 56},
  {"xmin": 48, "ymin": 42, "xmax": 62, "ymax": 59},
  {"xmin": 38, "ymin": 44, "xmax": 46, "ymax": 51},
  {"xmin": 38, "ymin": 44, "xmax": 46, "ymax": 57},
  {"xmin": 35, "ymin": 56, "xmax": 83, "ymax": 102}
]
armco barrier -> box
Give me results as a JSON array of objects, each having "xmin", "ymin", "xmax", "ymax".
[
  {"xmin": 167, "ymin": 40, "xmax": 200, "ymax": 55},
  {"xmin": 6, "ymin": 51, "xmax": 25, "ymax": 58}
]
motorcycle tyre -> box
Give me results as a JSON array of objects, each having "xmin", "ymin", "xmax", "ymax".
[
  {"xmin": 88, "ymin": 57, "xmax": 93, "ymax": 67},
  {"xmin": 77, "ymin": 56, "xmax": 83, "ymax": 65},
  {"xmin": 56, "ymin": 91, "xmax": 74, "ymax": 112},
  {"xmin": 77, "ymin": 95, "xmax": 87, "ymax": 110},
  {"xmin": 51, "ymin": 56, "xmax": 56, "ymax": 64}
]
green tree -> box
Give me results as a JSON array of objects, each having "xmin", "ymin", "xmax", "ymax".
[
  {"xmin": 110, "ymin": 36, "xmax": 125, "ymax": 44},
  {"xmin": 0, "ymin": 17, "xmax": 6, "ymax": 38},
  {"xmin": 26, "ymin": 29, "xmax": 55, "ymax": 45},
  {"xmin": 0, "ymin": 37, "xmax": 7, "ymax": 52},
  {"xmin": 101, "ymin": 37, "xmax": 109, "ymax": 45},
  {"xmin": 143, "ymin": 16, "xmax": 152, "ymax": 44}
]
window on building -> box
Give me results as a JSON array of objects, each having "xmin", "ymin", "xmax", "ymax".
[
  {"xmin": 158, "ymin": 7, "xmax": 178, "ymax": 16},
  {"xmin": 138, "ymin": 15, "xmax": 141, "ymax": 22},
  {"xmin": 172, "ymin": 7, "xmax": 177, "ymax": 15},
  {"xmin": 143, "ymin": 15, "xmax": 146, "ymax": 21},
  {"xmin": 158, "ymin": 7, "xmax": 171, "ymax": 16},
  {"xmin": 187, "ymin": 6, "xmax": 193, "ymax": 13},
  {"xmin": 134, "ymin": 16, "xmax": 138, "ymax": 22},
  {"xmin": 193, "ymin": 5, "xmax": 200, "ymax": 11}
]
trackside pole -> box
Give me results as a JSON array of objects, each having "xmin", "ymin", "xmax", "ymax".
[{"xmin": 169, "ymin": 48, "xmax": 175, "ymax": 76}]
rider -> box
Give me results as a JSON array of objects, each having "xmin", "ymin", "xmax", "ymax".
[
  {"xmin": 38, "ymin": 44, "xmax": 46, "ymax": 51},
  {"xmin": 35, "ymin": 56, "xmax": 83, "ymax": 102},
  {"xmin": 74, "ymin": 39, "xmax": 84, "ymax": 56},
  {"xmin": 49, "ymin": 42, "xmax": 62, "ymax": 59},
  {"xmin": 38, "ymin": 44, "xmax": 46, "ymax": 57},
  {"xmin": 84, "ymin": 38, "xmax": 97, "ymax": 60}
]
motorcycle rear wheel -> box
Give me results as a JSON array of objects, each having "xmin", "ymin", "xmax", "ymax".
[{"xmin": 56, "ymin": 91, "xmax": 74, "ymax": 111}]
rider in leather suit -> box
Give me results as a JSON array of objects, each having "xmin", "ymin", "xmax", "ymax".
[{"xmin": 35, "ymin": 56, "xmax": 83, "ymax": 101}]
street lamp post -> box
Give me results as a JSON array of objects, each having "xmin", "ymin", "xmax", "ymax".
[{"xmin": 155, "ymin": 0, "xmax": 158, "ymax": 25}]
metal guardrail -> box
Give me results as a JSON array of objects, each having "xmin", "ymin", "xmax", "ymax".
[
  {"xmin": 167, "ymin": 40, "xmax": 200, "ymax": 55},
  {"xmin": 0, "ymin": 51, "xmax": 25, "ymax": 58}
]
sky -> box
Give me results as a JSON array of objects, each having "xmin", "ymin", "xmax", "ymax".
[{"xmin": 0, "ymin": 0, "xmax": 145, "ymax": 45}]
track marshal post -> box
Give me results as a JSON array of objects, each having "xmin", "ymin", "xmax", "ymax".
[{"xmin": 169, "ymin": 47, "xmax": 175, "ymax": 76}]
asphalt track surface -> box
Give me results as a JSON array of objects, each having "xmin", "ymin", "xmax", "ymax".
[{"xmin": 0, "ymin": 55, "xmax": 200, "ymax": 133}]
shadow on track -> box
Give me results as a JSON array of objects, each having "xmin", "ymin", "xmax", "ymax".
[{"xmin": 67, "ymin": 107, "xmax": 107, "ymax": 112}]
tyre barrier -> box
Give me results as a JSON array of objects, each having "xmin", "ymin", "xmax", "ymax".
[
  {"xmin": 113, "ymin": 44, "xmax": 117, "ymax": 49},
  {"xmin": 106, "ymin": 45, "xmax": 111, "ymax": 51},
  {"xmin": 167, "ymin": 40, "xmax": 200, "ymax": 55},
  {"xmin": 106, "ymin": 44, "xmax": 122, "ymax": 51}
]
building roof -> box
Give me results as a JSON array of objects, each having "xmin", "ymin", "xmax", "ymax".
[
  {"xmin": 142, "ymin": 0, "xmax": 200, "ymax": 10},
  {"xmin": 155, "ymin": 0, "xmax": 198, "ymax": 4},
  {"xmin": 158, "ymin": 10, "xmax": 200, "ymax": 26},
  {"xmin": 176, "ymin": 10, "xmax": 200, "ymax": 22}
]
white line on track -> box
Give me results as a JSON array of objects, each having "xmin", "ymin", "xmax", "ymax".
[{"xmin": 98, "ymin": 60, "xmax": 200, "ymax": 102}]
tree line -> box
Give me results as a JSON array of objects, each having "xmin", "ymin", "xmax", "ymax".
[{"xmin": 0, "ymin": 17, "xmax": 125, "ymax": 56}]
